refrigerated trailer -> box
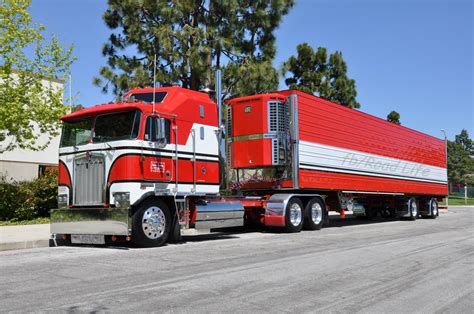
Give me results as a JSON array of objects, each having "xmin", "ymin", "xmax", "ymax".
[{"xmin": 51, "ymin": 85, "xmax": 447, "ymax": 246}]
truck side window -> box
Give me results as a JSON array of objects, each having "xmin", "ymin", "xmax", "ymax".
[{"xmin": 145, "ymin": 117, "xmax": 171, "ymax": 142}]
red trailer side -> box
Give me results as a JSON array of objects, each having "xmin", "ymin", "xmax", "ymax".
[{"xmin": 278, "ymin": 90, "xmax": 447, "ymax": 196}]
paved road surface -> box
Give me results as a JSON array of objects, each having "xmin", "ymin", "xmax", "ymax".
[{"xmin": 1, "ymin": 207, "xmax": 473, "ymax": 313}]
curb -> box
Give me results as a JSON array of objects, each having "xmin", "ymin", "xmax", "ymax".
[{"xmin": 0, "ymin": 239, "xmax": 50, "ymax": 251}]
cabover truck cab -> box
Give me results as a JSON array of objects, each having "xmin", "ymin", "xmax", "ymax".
[{"xmin": 51, "ymin": 87, "xmax": 448, "ymax": 247}]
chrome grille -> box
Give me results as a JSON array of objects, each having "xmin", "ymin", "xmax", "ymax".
[
  {"xmin": 268, "ymin": 101, "xmax": 289, "ymax": 166},
  {"xmin": 268, "ymin": 101, "xmax": 289, "ymax": 133},
  {"xmin": 74, "ymin": 154, "xmax": 105, "ymax": 205},
  {"xmin": 272, "ymin": 138, "xmax": 279, "ymax": 165}
]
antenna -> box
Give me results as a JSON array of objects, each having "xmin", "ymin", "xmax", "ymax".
[
  {"xmin": 216, "ymin": 69, "xmax": 222, "ymax": 128},
  {"xmin": 152, "ymin": 54, "xmax": 157, "ymax": 115},
  {"xmin": 69, "ymin": 74, "xmax": 72, "ymax": 113}
]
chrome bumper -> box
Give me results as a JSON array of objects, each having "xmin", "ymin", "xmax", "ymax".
[{"xmin": 50, "ymin": 207, "xmax": 130, "ymax": 236}]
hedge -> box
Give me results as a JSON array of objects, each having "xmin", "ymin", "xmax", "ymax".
[{"xmin": 0, "ymin": 169, "xmax": 58, "ymax": 221}]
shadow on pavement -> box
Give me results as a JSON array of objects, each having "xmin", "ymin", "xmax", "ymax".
[{"xmin": 49, "ymin": 215, "xmax": 411, "ymax": 250}]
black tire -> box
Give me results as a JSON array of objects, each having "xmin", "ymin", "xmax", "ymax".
[
  {"xmin": 408, "ymin": 198, "xmax": 418, "ymax": 221},
  {"xmin": 429, "ymin": 198, "xmax": 438, "ymax": 219},
  {"xmin": 283, "ymin": 198, "xmax": 304, "ymax": 233},
  {"xmin": 132, "ymin": 198, "xmax": 171, "ymax": 247},
  {"xmin": 168, "ymin": 212, "xmax": 182, "ymax": 242},
  {"xmin": 303, "ymin": 197, "xmax": 325, "ymax": 230}
]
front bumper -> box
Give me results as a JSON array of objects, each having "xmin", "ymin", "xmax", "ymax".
[{"xmin": 51, "ymin": 207, "xmax": 130, "ymax": 236}]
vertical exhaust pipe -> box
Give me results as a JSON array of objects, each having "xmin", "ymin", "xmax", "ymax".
[{"xmin": 215, "ymin": 69, "xmax": 227, "ymax": 190}]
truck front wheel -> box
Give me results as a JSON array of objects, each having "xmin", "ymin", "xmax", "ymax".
[
  {"xmin": 284, "ymin": 198, "xmax": 304, "ymax": 233},
  {"xmin": 132, "ymin": 199, "xmax": 171, "ymax": 247}
]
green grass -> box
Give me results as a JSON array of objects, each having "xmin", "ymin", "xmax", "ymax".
[
  {"xmin": 444, "ymin": 197, "xmax": 474, "ymax": 206},
  {"xmin": 0, "ymin": 217, "xmax": 50, "ymax": 226}
]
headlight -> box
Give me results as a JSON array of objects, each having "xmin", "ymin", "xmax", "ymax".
[
  {"xmin": 58, "ymin": 194, "xmax": 68, "ymax": 209},
  {"xmin": 113, "ymin": 192, "xmax": 130, "ymax": 208}
]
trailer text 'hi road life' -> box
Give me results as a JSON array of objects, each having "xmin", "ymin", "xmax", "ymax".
[{"xmin": 51, "ymin": 81, "xmax": 447, "ymax": 247}]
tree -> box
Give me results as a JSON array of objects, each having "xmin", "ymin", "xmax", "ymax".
[
  {"xmin": 71, "ymin": 104, "xmax": 85, "ymax": 112},
  {"xmin": 387, "ymin": 110, "xmax": 401, "ymax": 125},
  {"xmin": 94, "ymin": 0, "xmax": 294, "ymax": 100},
  {"xmin": 0, "ymin": 0, "xmax": 74, "ymax": 152},
  {"xmin": 455, "ymin": 129, "xmax": 473, "ymax": 155},
  {"xmin": 283, "ymin": 43, "xmax": 360, "ymax": 109},
  {"xmin": 447, "ymin": 129, "xmax": 474, "ymax": 185}
]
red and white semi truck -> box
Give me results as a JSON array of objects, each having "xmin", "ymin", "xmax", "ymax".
[{"xmin": 51, "ymin": 83, "xmax": 447, "ymax": 246}]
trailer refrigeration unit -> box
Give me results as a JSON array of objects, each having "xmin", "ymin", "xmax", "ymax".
[{"xmin": 51, "ymin": 82, "xmax": 448, "ymax": 246}]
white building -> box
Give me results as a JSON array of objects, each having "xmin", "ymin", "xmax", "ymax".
[
  {"xmin": 0, "ymin": 130, "xmax": 61, "ymax": 181},
  {"xmin": 0, "ymin": 75, "xmax": 65, "ymax": 181}
]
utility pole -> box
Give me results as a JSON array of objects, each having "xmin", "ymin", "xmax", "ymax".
[{"xmin": 441, "ymin": 129, "xmax": 448, "ymax": 207}]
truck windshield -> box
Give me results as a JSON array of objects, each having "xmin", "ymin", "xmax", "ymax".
[
  {"xmin": 60, "ymin": 118, "xmax": 93, "ymax": 147},
  {"xmin": 92, "ymin": 110, "xmax": 141, "ymax": 143}
]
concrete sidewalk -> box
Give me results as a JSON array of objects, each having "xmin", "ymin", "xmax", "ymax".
[{"xmin": 0, "ymin": 224, "xmax": 50, "ymax": 251}]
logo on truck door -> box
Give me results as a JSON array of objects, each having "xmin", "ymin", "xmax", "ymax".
[{"xmin": 150, "ymin": 161, "xmax": 165, "ymax": 173}]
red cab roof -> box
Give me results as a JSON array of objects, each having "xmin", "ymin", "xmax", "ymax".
[{"xmin": 61, "ymin": 86, "xmax": 213, "ymax": 121}]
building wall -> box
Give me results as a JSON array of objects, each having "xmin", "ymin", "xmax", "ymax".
[
  {"xmin": 0, "ymin": 75, "xmax": 64, "ymax": 181},
  {"xmin": 0, "ymin": 160, "xmax": 49, "ymax": 182},
  {"xmin": 0, "ymin": 131, "xmax": 60, "ymax": 165}
]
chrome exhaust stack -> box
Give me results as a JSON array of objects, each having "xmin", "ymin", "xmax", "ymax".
[{"xmin": 215, "ymin": 69, "xmax": 228, "ymax": 190}]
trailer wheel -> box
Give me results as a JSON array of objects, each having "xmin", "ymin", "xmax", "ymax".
[
  {"xmin": 284, "ymin": 198, "xmax": 304, "ymax": 233},
  {"xmin": 429, "ymin": 198, "xmax": 438, "ymax": 219},
  {"xmin": 408, "ymin": 198, "xmax": 418, "ymax": 221},
  {"xmin": 303, "ymin": 198, "xmax": 325, "ymax": 230},
  {"xmin": 132, "ymin": 199, "xmax": 171, "ymax": 247}
]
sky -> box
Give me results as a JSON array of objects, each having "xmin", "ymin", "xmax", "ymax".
[{"xmin": 28, "ymin": 0, "xmax": 473, "ymax": 140}]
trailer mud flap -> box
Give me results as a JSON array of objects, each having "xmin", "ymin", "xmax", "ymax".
[{"xmin": 195, "ymin": 201, "xmax": 244, "ymax": 229}]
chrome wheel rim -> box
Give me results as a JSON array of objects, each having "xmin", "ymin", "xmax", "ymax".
[
  {"xmin": 410, "ymin": 201, "xmax": 418, "ymax": 217},
  {"xmin": 289, "ymin": 203, "xmax": 302, "ymax": 226},
  {"xmin": 432, "ymin": 201, "xmax": 438, "ymax": 216},
  {"xmin": 311, "ymin": 202, "xmax": 323, "ymax": 224},
  {"xmin": 142, "ymin": 206, "xmax": 166, "ymax": 239}
]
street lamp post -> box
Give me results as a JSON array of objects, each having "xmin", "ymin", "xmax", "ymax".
[{"xmin": 441, "ymin": 129, "xmax": 448, "ymax": 207}]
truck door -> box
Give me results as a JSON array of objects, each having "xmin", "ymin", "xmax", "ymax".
[{"xmin": 143, "ymin": 116, "xmax": 174, "ymax": 182}]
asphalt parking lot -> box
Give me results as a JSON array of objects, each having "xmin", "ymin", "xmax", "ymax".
[{"xmin": 0, "ymin": 206, "xmax": 473, "ymax": 313}]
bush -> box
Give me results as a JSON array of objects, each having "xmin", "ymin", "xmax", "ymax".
[
  {"xmin": 0, "ymin": 174, "xmax": 25, "ymax": 220},
  {"xmin": 28, "ymin": 169, "xmax": 59, "ymax": 217},
  {"xmin": 0, "ymin": 169, "xmax": 58, "ymax": 221}
]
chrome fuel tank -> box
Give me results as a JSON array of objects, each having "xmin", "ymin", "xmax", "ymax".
[{"xmin": 195, "ymin": 201, "xmax": 244, "ymax": 229}]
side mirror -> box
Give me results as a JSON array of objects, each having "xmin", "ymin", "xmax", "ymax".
[{"xmin": 155, "ymin": 117, "xmax": 167, "ymax": 147}]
